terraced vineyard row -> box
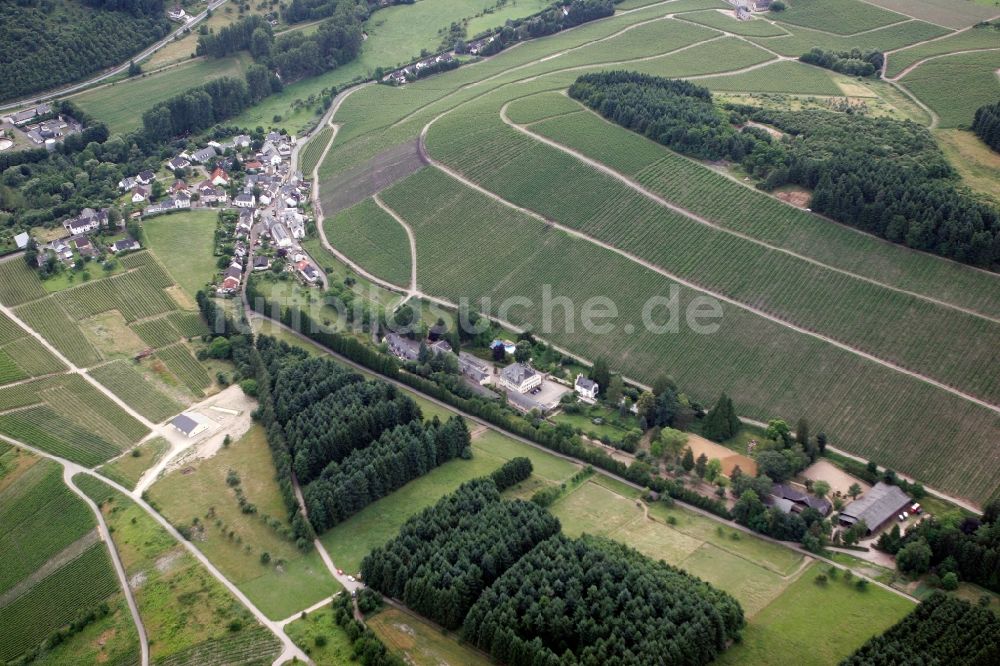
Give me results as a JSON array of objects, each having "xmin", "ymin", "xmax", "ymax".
[
  {"xmin": 41, "ymin": 384, "xmax": 147, "ymax": 448},
  {"xmin": 0, "ymin": 310, "xmax": 23, "ymax": 345},
  {"xmin": 520, "ymin": 102, "xmax": 1000, "ymax": 317},
  {"xmin": 155, "ymin": 627, "xmax": 282, "ymax": 666},
  {"xmin": 301, "ymin": 126, "xmax": 333, "ymax": 177},
  {"xmin": 772, "ymin": 0, "xmax": 906, "ymax": 35},
  {"xmin": 0, "ymin": 462, "xmax": 95, "ymax": 595},
  {"xmin": 156, "ymin": 343, "xmax": 211, "ymax": 396},
  {"xmin": 381, "ymin": 167, "xmax": 1000, "ymax": 502},
  {"xmin": 132, "ymin": 315, "xmax": 184, "ymax": 348},
  {"xmin": 0, "ymin": 544, "xmax": 120, "ymax": 663},
  {"xmin": 0, "ymin": 349, "xmax": 27, "ymax": 385},
  {"xmin": 167, "ymin": 311, "xmax": 210, "ymax": 338},
  {"xmin": 899, "ymin": 50, "xmax": 1000, "ymax": 128},
  {"xmin": 13, "ymin": 299, "xmax": 101, "ymax": 367},
  {"xmin": 323, "ymin": 198, "xmax": 413, "ymax": 288},
  {"xmin": 699, "ymin": 60, "xmax": 842, "ymax": 95},
  {"xmin": 1, "ymin": 336, "xmax": 66, "ymax": 377},
  {"xmin": 0, "ymin": 260, "xmax": 47, "ymax": 306},
  {"xmin": 748, "ymin": 19, "xmax": 950, "ymax": 58},
  {"xmin": 885, "ymin": 23, "xmax": 1000, "ymax": 77},
  {"xmin": 427, "ymin": 95, "xmax": 1000, "ymax": 404},
  {"xmin": 0, "ymin": 406, "xmax": 123, "ymax": 467},
  {"xmin": 56, "ymin": 267, "xmax": 178, "ymax": 323},
  {"xmin": 90, "ymin": 361, "xmax": 184, "ymax": 423}
]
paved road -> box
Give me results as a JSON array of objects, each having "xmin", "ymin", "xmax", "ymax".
[{"xmin": 0, "ymin": 0, "xmax": 229, "ymax": 112}]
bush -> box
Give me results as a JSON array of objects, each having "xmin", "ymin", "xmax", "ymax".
[{"xmin": 941, "ymin": 572, "xmax": 959, "ymax": 591}]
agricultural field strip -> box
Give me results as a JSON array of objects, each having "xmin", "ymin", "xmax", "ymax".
[
  {"xmin": 502, "ymin": 100, "xmax": 1000, "ymax": 396},
  {"xmin": 884, "ymin": 21, "xmax": 1000, "ymax": 78},
  {"xmin": 418, "ymin": 100, "xmax": 1000, "ymax": 415},
  {"xmin": 371, "ymin": 194, "xmax": 418, "ymax": 293},
  {"xmin": 894, "ymin": 45, "xmax": 1000, "ymax": 81},
  {"xmin": 0, "ymin": 432, "xmax": 309, "ymax": 664}
]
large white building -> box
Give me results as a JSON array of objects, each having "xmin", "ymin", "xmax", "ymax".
[{"xmin": 499, "ymin": 362, "xmax": 541, "ymax": 394}]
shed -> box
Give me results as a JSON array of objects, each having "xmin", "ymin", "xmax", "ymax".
[
  {"xmin": 838, "ymin": 482, "xmax": 910, "ymax": 534},
  {"xmin": 170, "ymin": 413, "xmax": 209, "ymax": 438}
]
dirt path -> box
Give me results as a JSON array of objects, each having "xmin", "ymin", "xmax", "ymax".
[
  {"xmin": 290, "ymin": 471, "xmax": 364, "ymax": 594},
  {"xmin": 372, "ymin": 194, "xmax": 419, "ymax": 300},
  {"xmin": 419, "ymin": 116, "xmax": 1000, "ymax": 417},
  {"xmin": 502, "ymin": 102, "xmax": 1000, "ymax": 327}
]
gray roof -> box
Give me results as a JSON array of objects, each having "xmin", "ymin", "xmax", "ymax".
[
  {"xmin": 501, "ymin": 362, "xmax": 536, "ymax": 385},
  {"xmin": 170, "ymin": 413, "xmax": 200, "ymax": 435},
  {"xmin": 770, "ymin": 497, "xmax": 796, "ymax": 514},
  {"xmin": 773, "ymin": 483, "xmax": 808, "ymax": 503},
  {"xmin": 839, "ymin": 482, "xmax": 909, "ymax": 528},
  {"xmin": 575, "ymin": 375, "xmax": 598, "ymax": 391}
]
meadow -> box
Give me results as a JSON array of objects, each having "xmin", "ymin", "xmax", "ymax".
[
  {"xmin": 75, "ymin": 475, "xmax": 279, "ymax": 664},
  {"xmin": 884, "ymin": 23, "xmax": 1000, "ymax": 77},
  {"xmin": 429, "ymin": 92, "xmax": 1000, "ymax": 406},
  {"xmin": 97, "ymin": 436, "xmax": 170, "ymax": 491},
  {"xmin": 900, "ymin": 50, "xmax": 1000, "ymax": 128},
  {"xmin": 369, "ymin": 607, "xmax": 494, "ymax": 666},
  {"xmin": 935, "ymin": 128, "xmax": 1000, "ymax": 200},
  {"xmin": 715, "ymin": 562, "xmax": 915, "ymax": 665},
  {"xmin": 142, "ymin": 211, "xmax": 221, "ymax": 298},
  {"xmin": 771, "ymin": 0, "xmax": 907, "ymax": 35},
  {"xmin": 322, "ymin": 198, "xmax": 413, "ymax": 288},
  {"xmin": 90, "ymin": 360, "xmax": 183, "ymax": 422},
  {"xmin": 285, "ymin": 607, "xmax": 356, "ymax": 664},
  {"xmin": 147, "ymin": 425, "xmax": 339, "ymax": 620},
  {"xmin": 379, "ymin": 167, "xmax": 1000, "ymax": 503},
  {"xmin": 73, "ymin": 54, "xmax": 252, "ymax": 134}
]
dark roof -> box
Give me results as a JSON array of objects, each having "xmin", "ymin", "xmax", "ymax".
[
  {"xmin": 802, "ymin": 495, "xmax": 832, "ymax": 516},
  {"xmin": 170, "ymin": 413, "xmax": 200, "ymax": 435},
  {"xmin": 773, "ymin": 483, "xmax": 809, "ymax": 503},
  {"xmin": 839, "ymin": 482, "xmax": 910, "ymax": 528}
]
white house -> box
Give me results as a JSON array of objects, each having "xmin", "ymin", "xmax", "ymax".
[
  {"xmin": 234, "ymin": 193, "xmax": 256, "ymax": 208},
  {"xmin": 14, "ymin": 232, "xmax": 30, "ymax": 250},
  {"xmin": 499, "ymin": 362, "xmax": 542, "ymax": 394},
  {"xmin": 575, "ymin": 374, "xmax": 599, "ymax": 403},
  {"xmin": 270, "ymin": 222, "xmax": 292, "ymax": 248},
  {"xmin": 167, "ymin": 6, "xmax": 188, "ymax": 22}
]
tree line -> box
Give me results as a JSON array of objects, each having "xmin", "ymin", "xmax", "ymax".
[
  {"xmin": 1, "ymin": 0, "xmax": 171, "ymax": 102},
  {"xmin": 973, "ymin": 101, "xmax": 1000, "ymax": 153},
  {"xmin": 842, "ymin": 593, "xmax": 1000, "ymax": 665},
  {"xmin": 302, "ymin": 417, "xmax": 470, "ymax": 531},
  {"xmin": 360, "ymin": 477, "xmax": 561, "ymax": 630},
  {"xmin": 463, "ymin": 534, "xmax": 744, "ymax": 665},
  {"xmin": 467, "ymin": 0, "xmax": 617, "ymax": 57},
  {"xmin": 799, "ymin": 47, "xmax": 883, "ymax": 77},
  {"xmin": 877, "ymin": 499, "xmax": 1000, "ymax": 592},
  {"xmin": 568, "ymin": 71, "xmax": 1000, "ymax": 269}
]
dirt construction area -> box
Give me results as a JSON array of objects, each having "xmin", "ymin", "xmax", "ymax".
[
  {"xmin": 319, "ymin": 139, "xmax": 426, "ymax": 215},
  {"xmin": 685, "ymin": 434, "xmax": 757, "ymax": 477},
  {"xmin": 800, "ymin": 459, "xmax": 870, "ymax": 499}
]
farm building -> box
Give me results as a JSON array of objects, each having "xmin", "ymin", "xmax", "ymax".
[
  {"xmin": 769, "ymin": 483, "xmax": 831, "ymax": 516},
  {"xmin": 838, "ymin": 482, "xmax": 910, "ymax": 534},
  {"xmin": 458, "ymin": 353, "xmax": 491, "ymax": 385},
  {"xmin": 170, "ymin": 413, "xmax": 209, "ymax": 438},
  {"xmin": 14, "ymin": 232, "xmax": 30, "ymax": 249},
  {"xmin": 500, "ymin": 362, "xmax": 542, "ymax": 394}
]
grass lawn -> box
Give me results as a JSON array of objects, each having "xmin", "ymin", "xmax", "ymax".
[
  {"xmin": 551, "ymin": 403, "xmax": 638, "ymax": 443},
  {"xmin": 285, "ymin": 607, "xmax": 355, "ymax": 665},
  {"xmin": 680, "ymin": 543, "xmax": 790, "ymax": 616},
  {"xmin": 73, "ymin": 54, "xmax": 251, "ymax": 134},
  {"xmin": 368, "ymin": 607, "xmax": 493, "ymax": 666},
  {"xmin": 715, "ymin": 562, "xmax": 915, "ymax": 665},
  {"xmin": 142, "ymin": 210, "xmax": 219, "ymax": 299},
  {"xmin": 97, "ymin": 436, "xmax": 170, "ymax": 491},
  {"xmin": 935, "ymin": 129, "xmax": 1000, "ymax": 202},
  {"xmin": 551, "ymin": 480, "xmax": 643, "ymax": 537},
  {"xmin": 40, "ymin": 262, "xmax": 128, "ymax": 293},
  {"xmin": 146, "ymin": 425, "xmax": 340, "ymax": 620}
]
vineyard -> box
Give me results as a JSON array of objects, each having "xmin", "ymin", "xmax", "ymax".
[
  {"xmin": 699, "ymin": 60, "xmax": 843, "ymax": 95},
  {"xmin": 154, "ymin": 627, "xmax": 282, "ymax": 666},
  {"xmin": 899, "ymin": 50, "xmax": 1000, "ymax": 128},
  {"xmin": 132, "ymin": 315, "xmax": 184, "ymax": 349},
  {"xmin": 156, "ymin": 343, "xmax": 211, "ymax": 396},
  {"xmin": 0, "ymin": 260, "xmax": 47, "ymax": 306},
  {"xmin": 0, "ymin": 406, "xmax": 123, "ymax": 466},
  {"xmin": 771, "ymin": 0, "xmax": 907, "ymax": 35},
  {"xmin": 0, "ymin": 461, "xmax": 95, "ymax": 596},
  {"xmin": 428, "ymin": 92, "xmax": 1000, "ymax": 405},
  {"xmin": 380, "ymin": 167, "xmax": 1000, "ymax": 503},
  {"xmin": 301, "ymin": 127, "xmax": 334, "ymax": 177},
  {"xmin": 749, "ymin": 19, "xmax": 950, "ymax": 58},
  {"xmin": 0, "ymin": 543, "xmax": 120, "ymax": 663},
  {"xmin": 90, "ymin": 361, "xmax": 184, "ymax": 423},
  {"xmin": 168, "ymin": 311, "xmax": 210, "ymax": 338},
  {"xmin": 1, "ymin": 336, "xmax": 66, "ymax": 377},
  {"xmin": 55, "ymin": 265, "xmax": 179, "ymax": 323},
  {"xmin": 323, "ymin": 198, "xmax": 413, "ymax": 288},
  {"xmin": 885, "ymin": 23, "xmax": 1000, "ymax": 77},
  {"xmin": 681, "ymin": 10, "xmax": 789, "ymax": 37},
  {"xmin": 0, "ymin": 349, "xmax": 27, "ymax": 385},
  {"xmin": 504, "ymin": 93, "xmax": 586, "ymax": 125},
  {"xmin": 13, "ymin": 299, "xmax": 102, "ymax": 367}
]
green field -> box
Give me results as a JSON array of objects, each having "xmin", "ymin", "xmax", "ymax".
[
  {"xmin": 900, "ymin": 49, "xmax": 1000, "ymax": 128},
  {"xmin": 90, "ymin": 360, "xmax": 183, "ymax": 422},
  {"xmin": 715, "ymin": 562, "xmax": 915, "ymax": 665},
  {"xmin": 142, "ymin": 211, "xmax": 220, "ymax": 299},
  {"xmin": 97, "ymin": 436, "xmax": 170, "ymax": 491},
  {"xmin": 73, "ymin": 54, "xmax": 252, "ymax": 134},
  {"xmin": 75, "ymin": 475, "xmax": 279, "ymax": 664},
  {"xmin": 28, "ymin": 593, "xmax": 140, "ymax": 666},
  {"xmin": 147, "ymin": 425, "xmax": 339, "ymax": 620},
  {"xmin": 322, "ymin": 198, "xmax": 413, "ymax": 288},
  {"xmin": 772, "ymin": 0, "xmax": 907, "ymax": 35},
  {"xmin": 369, "ymin": 607, "xmax": 494, "ymax": 666},
  {"xmin": 286, "ymin": 607, "xmax": 356, "ymax": 665},
  {"xmin": 698, "ymin": 59, "xmax": 844, "ymax": 94}
]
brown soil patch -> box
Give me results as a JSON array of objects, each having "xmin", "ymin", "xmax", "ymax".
[
  {"xmin": 800, "ymin": 459, "xmax": 870, "ymax": 499},
  {"xmin": 318, "ymin": 139, "xmax": 426, "ymax": 215},
  {"xmin": 685, "ymin": 434, "xmax": 757, "ymax": 477},
  {"xmin": 775, "ymin": 189, "xmax": 812, "ymax": 208}
]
